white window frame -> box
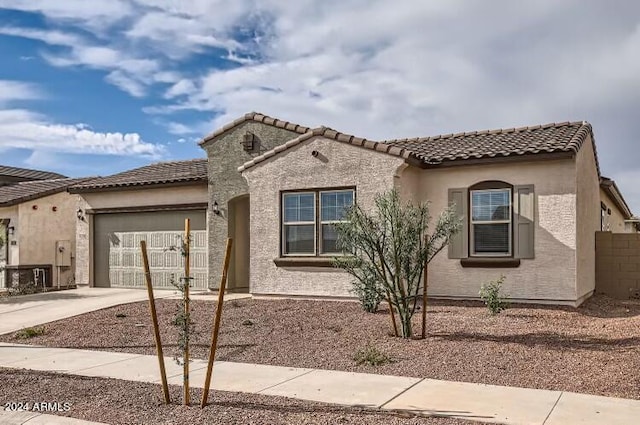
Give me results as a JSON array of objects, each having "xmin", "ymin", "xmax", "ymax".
[
  {"xmin": 319, "ymin": 189, "xmax": 354, "ymax": 255},
  {"xmin": 470, "ymin": 188, "xmax": 512, "ymax": 257},
  {"xmin": 282, "ymin": 192, "xmax": 316, "ymax": 256}
]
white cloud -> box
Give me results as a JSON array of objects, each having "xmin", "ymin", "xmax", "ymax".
[
  {"xmin": 0, "ymin": 26, "xmax": 84, "ymax": 46},
  {"xmin": 0, "ymin": 80, "xmax": 43, "ymax": 104},
  {"xmin": 0, "ymin": 108, "xmax": 164, "ymax": 158},
  {"xmin": 165, "ymin": 122, "xmax": 194, "ymax": 135},
  {"xmin": 0, "ymin": 0, "xmax": 132, "ymax": 30},
  {"xmin": 105, "ymin": 71, "xmax": 147, "ymax": 98},
  {"xmin": 2, "ymin": 0, "xmax": 640, "ymax": 211}
]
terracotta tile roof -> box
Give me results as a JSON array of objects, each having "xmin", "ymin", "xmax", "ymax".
[
  {"xmin": 200, "ymin": 112, "xmax": 310, "ymax": 146},
  {"xmin": 237, "ymin": 126, "xmax": 414, "ymax": 172},
  {"xmin": 0, "ymin": 165, "xmax": 66, "ymax": 181},
  {"xmin": 385, "ymin": 121, "xmax": 592, "ymax": 165},
  {"xmin": 0, "ymin": 178, "xmax": 92, "ymax": 207},
  {"xmin": 239, "ymin": 121, "xmax": 593, "ymax": 173},
  {"xmin": 68, "ymin": 159, "xmax": 207, "ymax": 193}
]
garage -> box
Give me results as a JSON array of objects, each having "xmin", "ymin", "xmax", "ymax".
[{"xmin": 93, "ymin": 209, "xmax": 207, "ymax": 289}]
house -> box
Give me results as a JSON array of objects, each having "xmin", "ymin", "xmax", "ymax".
[
  {"xmin": 68, "ymin": 159, "xmax": 209, "ymax": 289},
  {"xmin": 0, "ymin": 177, "xmax": 87, "ymax": 290},
  {"xmin": 199, "ymin": 113, "xmax": 635, "ymax": 306},
  {"xmin": 599, "ymin": 177, "xmax": 639, "ymax": 233},
  {"xmin": 0, "ymin": 165, "xmax": 66, "ymax": 187}
]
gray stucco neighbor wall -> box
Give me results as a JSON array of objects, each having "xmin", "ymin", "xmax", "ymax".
[{"xmin": 201, "ymin": 121, "xmax": 302, "ymax": 289}]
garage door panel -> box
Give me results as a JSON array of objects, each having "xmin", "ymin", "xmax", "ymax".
[
  {"xmin": 94, "ymin": 210, "xmax": 207, "ymax": 289},
  {"xmin": 108, "ymin": 230, "xmax": 207, "ymax": 289}
]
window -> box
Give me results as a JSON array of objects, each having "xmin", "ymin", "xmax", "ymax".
[
  {"xmin": 449, "ymin": 182, "xmax": 533, "ymax": 262},
  {"xmin": 283, "ymin": 192, "xmax": 316, "ymax": 255},
  {"xmin": 282, "ymin": 189, "xmax": 354, "ymax": 255},
  {"xmin": 470, "ymin": 188, "xmax": 511, "ymax": 256}
]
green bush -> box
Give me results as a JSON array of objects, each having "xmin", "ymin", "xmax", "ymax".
[
  {"xmin": 479, "ymin": 275, "xmax": 509, "ymax": 315},
  {"xmin": 353, "ymin": 344, "xmax": 391, "ymax": 366},
  {"xmin": 15, "ymin": 326, "xmax": 46, "ymax": 339},
  {"xmin": 350, "ymin": 266, "xmax": 385, "ymax": 313}
]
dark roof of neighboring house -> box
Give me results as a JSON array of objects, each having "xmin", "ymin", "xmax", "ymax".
[
  {"xmin": 238, "ymin": 120, "xmax": 594, "ymax": 172},
  {"xmin": 600, "ymin": 177, "xmax": 633, "ymax": 219},
  {"xmin": 0, "ymin": 178, "xmax": 92, "ymax": 207},
  {"xmin": 0, "ymin": 165, "xmax": 67, "ymax": 181},
  {"xmin": 200, "ymin": 111, "xmax": 311, "ymax": 146},
  {"xmin": 68, "ymin": 159, "xmax": 208, "ymax": 193},
  {"xmin": 385, "ymin": 121, "xmax": 592, "ymax": 166}
]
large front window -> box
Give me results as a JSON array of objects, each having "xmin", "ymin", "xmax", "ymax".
[
  {"xmin": 282, "ymin": 189, "xmax": 354, "ymax": 255},
  {"xmin": 470, "ymin": 189, "xmax": 511, "ymax": 256}
]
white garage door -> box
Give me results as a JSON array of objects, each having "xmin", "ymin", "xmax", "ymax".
[
  {"xmin": 93, "ymin": 209, "xmax": 208, "ymax": 289},
  {"xmin": 108, "ymin": 230, "xmax": 208, "ymax": 289}
]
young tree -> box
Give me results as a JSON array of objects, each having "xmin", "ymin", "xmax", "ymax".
[{"xmin": 333, "ymin": 189, "xmax": 461, "ymax": 338}]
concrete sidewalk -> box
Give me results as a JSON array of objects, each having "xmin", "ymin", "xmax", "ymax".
[
  {"xmin": 1, "ymin": 344, "xmax": 638, "ymax": 425},
  {"xmin": 0, "ymin": 409, "xmax": 107, "ymax": 425}
]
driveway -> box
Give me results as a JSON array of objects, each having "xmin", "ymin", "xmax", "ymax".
[{"xmin": 0, "ymin": 287, "xmax": 177, "ymax": 335}]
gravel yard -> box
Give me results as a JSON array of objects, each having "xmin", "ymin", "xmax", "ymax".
[
  {"xmin": 0, "ymin": 368, "xmax": 474, "ymax": 425},
  {"xmin": 2, "ymin": 294, "xmax": 639, "ymax": 399}
]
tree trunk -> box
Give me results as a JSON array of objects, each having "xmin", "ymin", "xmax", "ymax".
[{"xmin": 398, "ymin": 307, "xmax": 413, "ymax": 338}]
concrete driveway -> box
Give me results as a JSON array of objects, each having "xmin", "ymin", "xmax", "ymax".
[{"xmin": 0, "ymin": 287, "xmax": 177, "ymax": 335}]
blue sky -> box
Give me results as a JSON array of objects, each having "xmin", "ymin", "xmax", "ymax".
[{"xmin": 0, "ymin": 1, "xmax": 639, "ymax": 213}]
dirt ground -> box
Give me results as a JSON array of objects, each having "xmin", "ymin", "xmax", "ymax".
[
  {"xmin": 2, "ymin": 294, "xmax": 639, "ymax": 399},
  {"xmin": 0, "ymin": 368, "xmax": 476, "ymax": 425}
]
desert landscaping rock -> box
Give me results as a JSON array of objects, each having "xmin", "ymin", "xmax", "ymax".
[
  {"xmin": 2, "ymin": 295, "xmax": 638, "ymax": 400},
  {"xmin": 0, "ymin": 368, "xmax": 475, "ymax": 425}
]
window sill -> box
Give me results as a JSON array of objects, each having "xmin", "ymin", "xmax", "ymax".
[
  {"xmin": 460, "ymin": 258, "xmax": 521, "ymax": 268},
  {"xmin": 274, "ymin": 257, "xmax": 337, "ymax": 268}
]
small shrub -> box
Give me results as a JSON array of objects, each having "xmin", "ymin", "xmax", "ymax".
[
  {"xmin": 15, "ymin": 326, "xmax": 46, "ymax": 339},
  {"xmin": 353, "ymin": 344, "xmax": 391, "ymax": 366},
  {"xmin": 346, "ymin": 264, "xmax": 385, "ymax": 313},
  {"xmin": 479, "ymin": 275, "xmax": 509, "ymax": 315}
]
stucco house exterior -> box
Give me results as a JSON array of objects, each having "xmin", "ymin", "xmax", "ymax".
[
  {"xmin": 68, "ymin": 160, "xmax": 209, "ymax": 290},
  {"xmin": 0, "ymin": 177, "xmax": 86, "ymax": 290},
  {"xmin": 199, "ymin": 112, "xmax": 635, "ymax": 306}
]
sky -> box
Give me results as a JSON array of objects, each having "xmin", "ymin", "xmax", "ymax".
[{"xmin": 0, "ymin": 1, "xmax": 639, "ymax": 213}]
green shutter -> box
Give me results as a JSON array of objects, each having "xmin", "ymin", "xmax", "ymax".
[
  {"xmin": 514, "ymin": 184, "xmax": 535, "ymax": 259},
  {"xmin": 448, "ymin": 188, "xmax": 468, "ymax": 259}
]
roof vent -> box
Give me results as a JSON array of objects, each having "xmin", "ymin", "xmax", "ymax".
[{"xmin": 242, "ymin": 132, "xmax": 256, "ymax": 151}]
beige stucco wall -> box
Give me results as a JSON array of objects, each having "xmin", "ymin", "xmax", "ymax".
[
  {"xmin": 75, "ymin": 184, "xmax": 208, "ymax": 286},
  {"xmin": 404, "ymin": 158, "xmax": 579, "ymax": 303},
  {"xmin": 12, "ymin": 192, "xmax": 78, "ymax": 287},
  {"xmin": 243, "ymin": 136, "xmax": 406, "ymax": 297},
  {"xmin": 575, "ymin": 136, "xmax": 601, "ymax": 300},
  {"xmin": 599, "ymin": 188, "xmax": 628, "ymax": 233}
]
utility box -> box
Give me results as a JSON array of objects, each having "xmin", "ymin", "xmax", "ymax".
[{"xmin": 55, "ymin": 240, "xmax": 72, "ymax": 267}]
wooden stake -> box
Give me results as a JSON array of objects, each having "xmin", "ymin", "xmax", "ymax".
[
  {"xmin": 183, "ymin": 218, "xmax": 191, "ymax": 406},
  {"xmin": 140, "ymin": 240, "xmax": 170, "ymax": 404},
  {"xmin": 421, "ymin": 262, "xmax": 428, "ymax": 339},
  {"xmin": 386, "ymin": 289, "xmax": 399, "ymax": 337},
  {"xmin": 200, "ymin": 238, "xmax": 233, "ymax": 408}
]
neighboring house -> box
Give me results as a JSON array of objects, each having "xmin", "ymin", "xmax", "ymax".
[
  {"xmin": 599, "ymin": 177, "xmax": 639, "ymax": 233},
  {"xmin": 68, "ymin": 159, "xmax": 209, "ymax": 290},
  {"xmin": 199, "ymin": 112, "xmax": 636, "ymax": 306},
  {"xmin": 0, "ymin": 178, "xmax": 87, "ymax": 290},
  {"xmin": 0, "ymin": 165, "xmax": 66, "ymax": 187}
]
